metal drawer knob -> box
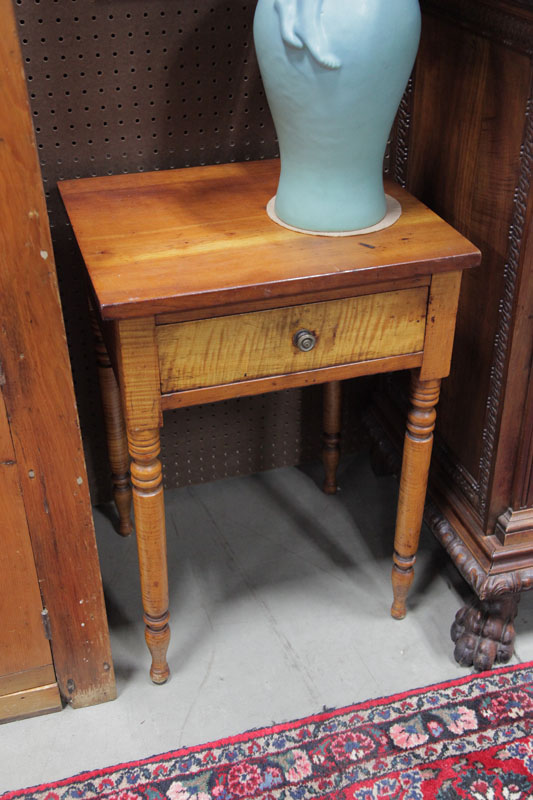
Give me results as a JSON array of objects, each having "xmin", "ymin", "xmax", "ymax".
[{"xmin": 294, "ymin": 329, "xmax": 317, "ymax": 352}]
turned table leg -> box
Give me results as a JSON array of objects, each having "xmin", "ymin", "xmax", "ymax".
[
  {"xmin": 323, "ymin": 380, "xmax": 342, "ymax": 495},
  {"xmin": 391, "ymin": 374, "xmax": 441, "ymax": 619},
  {"xmin": 91, "ymin": 311, "xmax": 133, "ymax": 536},
  {"xmin": 128, "ymin": 428, "xmax": 170, "ymax": 684}
]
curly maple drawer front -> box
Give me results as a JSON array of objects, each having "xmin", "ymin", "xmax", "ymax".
[{"xmin": 157, "ymin": 287, "xmax": 427, "ymax": 393}]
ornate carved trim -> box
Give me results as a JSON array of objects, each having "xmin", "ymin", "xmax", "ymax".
[
  {"xmin": 515, "ymin": 368, "xmax": 533, "ymax": 508},
  {"xmin": 421, "ymin": 0, "xmax": 533, "ymax": 55},
  {"xmin": 425, "ymin": 499, "xmax": 533, "ymax": 598},
  {"xmin": 478, "ymin": 89, "xmax": 533, "ymax": 514},
  {"xmin": 383, "ymin": 140, "xmax": 391, "ymax": 176},
  {"xmin": 495, "ymin": 506, "xmax": 533, "ymax": 544},
  {"xmin": 391, "ymin": 77, "xmax": 414, "ymax": 188},
  {"xmin": 433, "ymin": 437, "xmax": 480, "ymax": 507}
]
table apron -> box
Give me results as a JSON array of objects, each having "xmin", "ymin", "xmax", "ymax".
[
  {"xmin": 160, "ymin": 352, "xmax": 423, "ymax": 410},
  {"xmin": 156, "ymin": 288, "xmax": 428, "ymax": 396}
]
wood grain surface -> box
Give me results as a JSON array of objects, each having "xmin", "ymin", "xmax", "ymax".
[
  {"xmin": 59, "ymin": 161, "xmax": 480, "ymax": 320},
  {"xmin": 408, "ymin": 6, "xmax": 529, "ymax": 511},
  {"xmin": 0, "ymin": 392, "xmax": 61, "ymax": 719},
  {"xmin": 392, "ymin": 376, "xmax": 441, "ymax": 619},
  {"xmin": 0, "ymin": 0, "xmax": 115, "ymax": 708},
  {"xmin": 322, "ymin": 381, "xmax": 342, "ymax": 495},
  {"xmin": 0, "ymin": 684, "xmax": 63, "ymax": 725},
  {"xmin": 115, "ymin": 318, "xmax": 162, "ymax": 431},
  {"xmin": 157, "ymin": 288, "xmax": 427, "ymax": 393},
  {"xmin": 113, "ymin": 318, "xmax": 168, "ymax": 682},
  {"xmin": 419, "ymin": 271, "xmax": 463, "ymax": 381},
  {"xmin": 160, "ymin": 353, "xmax": 424, "ymax": 410},
  {"xmin": 91, "ymin": 308, "xmax": 133, "ymax": 536}
]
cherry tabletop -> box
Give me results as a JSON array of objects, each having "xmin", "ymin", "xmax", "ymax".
[{"xmin": 59, "ymin": 159, "xmax": 481, "ymax": 321}]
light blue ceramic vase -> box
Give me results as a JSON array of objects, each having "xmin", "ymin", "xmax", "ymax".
[{"xmin": 253, "ymin": 0, "xmax": 421, "ymax": 232}]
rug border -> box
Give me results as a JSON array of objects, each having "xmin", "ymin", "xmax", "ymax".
[{"xmin": 4, "ymin": 661, "xmax": 533, "ymax": 798}]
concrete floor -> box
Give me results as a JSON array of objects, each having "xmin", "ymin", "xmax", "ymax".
[{"xmin": 2, "ymin": 452, "xmax": 533, "ymax": 793}]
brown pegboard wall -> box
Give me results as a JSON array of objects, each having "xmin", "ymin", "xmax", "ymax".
[
  {"xmin": 14, "ymin": 0, "xmax": 373, "ymax": 503},
  {"xmin": 159, "ymin": 380, "xmax": 370, "ymax": 490},
  {"xmin": 18, "ymin": 1, "xmax": 273, "ymax": 178}
]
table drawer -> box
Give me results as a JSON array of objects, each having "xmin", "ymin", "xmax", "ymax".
[{"xmin": 157, "ymin": 287, "xmax": 427, "ymax": 393}]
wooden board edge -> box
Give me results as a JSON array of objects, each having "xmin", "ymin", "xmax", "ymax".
[
  {"xmin": 154, "ymin": 275, "xmax": 432, "ymax": 325},
  {"xmin": 161, "ymin": 352, "xmax": 424, "ymax": 410},
  {"xmin": 96, "ymin": 254, "xmax": 480, "ymax": 321},
  {"xmin": 1, "ymin": 0, "xmax": 116, "ymax": 707},
  {"xmin": 0, "ymin": 665, "xmax": 57, "ymax": 697},
  {"xmin": 0, "ymin": 683, "xmax": 62, "ymax": 725}
]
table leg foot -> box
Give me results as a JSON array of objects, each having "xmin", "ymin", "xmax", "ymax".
[
  {"xmin": 451, "ymin": 594, "xmax": 519, "ymax": 671},
  {"xmin": 322, "ymin": 380, "xmax": 342, "ymax": 495},
  {"xmin": 391, "ymin": 374, "xmax": 441, "ymax": 619},
  {"xmin": 129, "ymin": 428, "xmax": 170, "ymax": 684},
  {"xmin": 391, "ymin": 554, "xmax": 415, "ymax": 619},
  {"xmin": 145, "ymin": 613, "xmax": 171, "ymax": 684}
]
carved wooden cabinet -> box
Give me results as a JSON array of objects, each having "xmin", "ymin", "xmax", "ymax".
[{"xmin": 374, "ymin": 0, "xmax": 533, "ymax": 668}]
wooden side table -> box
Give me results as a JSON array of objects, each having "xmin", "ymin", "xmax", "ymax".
[{"xmin": 59, "ymin": 160, "xmax": 480, "ymax": 684}]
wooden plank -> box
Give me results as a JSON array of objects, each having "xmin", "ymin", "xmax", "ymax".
[
  {"xmin": 0, "ymin": 665, "xmax": 57, "ymax": 698},
  {"xmin": 158, "ymin": 288, "xmax": 428, "ymax": 393},
  {"xmin": 0, "ymin": 685, "xmax": 61, "ymax": 726},
  {"xmin": 58, "ymin": 161, "xmax": 481, "ymax": 320},
  {"xmin": 0, "ymin": 394, "xmax": 57, "ymax": 702},
  {"xmin": 0, "ymin": 0, "xmax": 115, "ymax": 708},
  {"xmin": 161, "ymin": 352, "xmax": 424, "ymax": 410}
]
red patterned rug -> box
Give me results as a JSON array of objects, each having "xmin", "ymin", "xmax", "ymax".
[{"xmin": 5, "ymin": 663, "xmax": 533, "ymax": 800}]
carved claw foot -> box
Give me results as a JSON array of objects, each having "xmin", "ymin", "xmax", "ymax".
[{"xmin": 451, "ymin": 593, "xmax": 520, "ymax": 671}]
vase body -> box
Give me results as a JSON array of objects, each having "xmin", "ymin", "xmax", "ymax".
[{"xmin": 253, "ymin": 0, "xmax": 421, "ymax": 232}]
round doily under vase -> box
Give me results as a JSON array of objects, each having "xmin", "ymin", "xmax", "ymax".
[
  {"xmin": 266, "ymin": 195, "xmax": 402, "ymax": 237},
  {"xmin": 254, "ymin": 0, "xmax": 421, "ymax": 232}
]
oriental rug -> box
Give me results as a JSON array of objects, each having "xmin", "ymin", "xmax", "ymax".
[{"xmin": 5, "ymin": 663, "xmax": 533, "ymax": 800}]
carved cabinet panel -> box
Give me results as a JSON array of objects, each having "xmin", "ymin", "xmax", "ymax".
[{"xmin": 378, "ymin": 0, "xmax": 533, "ymax": 604}]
